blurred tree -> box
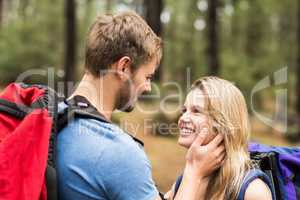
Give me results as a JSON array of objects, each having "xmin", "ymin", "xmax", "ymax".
[
  {"xmin": 181, "ymin": 0, "xmax": 198, "ymax": 84},
  {"xmin": 19, "ymin": 0, "xmax": 29, "ymax": 18},
  {"xmin": 64, "ymin": 0, "xmax": 77, "ymax": 96},
  {"xmin": 245, "ymin": 0, "xmax": 266, "ymax": 64},
  {"xmin": 207, "ymin": 0, "xmax": 220, "ymax": 76},
  {"xmin": 143, "ymin": 0, "xmax": 163, "ymax": 36},
  {"xmin": 0, "ymin": 0, "xmax": 2, "ymax": 27},
  {"xmin": 0, "ymin": 0, "xmax": 64, "ymax": 84},
  {"xmin": 297, "ymin": 0, "xmax": 300, "ymax": 122},
  {"xmin": 106, "ymin": 0, "xmax": 114, "ymax": 13},
  {"xmin": 230, "ymin": 1, "xmax": 240, "ymax": 49},
  {"xmin": 143, "ymin": 0, "xmax": 163, "ymax": 81}
]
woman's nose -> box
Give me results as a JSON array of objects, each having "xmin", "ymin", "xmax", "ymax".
[{"xmin": 180, "ymin": 113, "xmax": 192, "ymax": 123}]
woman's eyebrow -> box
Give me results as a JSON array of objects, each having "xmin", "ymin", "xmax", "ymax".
[{"xmin": 191, "ymin": 105, "xmax": 205, "ymax": 111}]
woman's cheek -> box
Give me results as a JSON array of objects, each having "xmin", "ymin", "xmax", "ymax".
[{"xmin": 193, "ymin": 117, "xmax": 210, "ymax": 145}]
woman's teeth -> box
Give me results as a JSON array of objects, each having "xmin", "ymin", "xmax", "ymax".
[{"xmin": 180, "ymin": 127, "xmax": 195, "ymax": 135}]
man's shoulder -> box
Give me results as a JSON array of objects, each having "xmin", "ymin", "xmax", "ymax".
[
  {"xmin": 56, "ymin": 101, "xmax": 147, "ymax": 164},
  {"xmin": 58, "ymin": 101, "xmax": 126, "ymax": 138},
  {"xmin": 58, "ymin": 114, "xmax": 144, "ymax": 156}
]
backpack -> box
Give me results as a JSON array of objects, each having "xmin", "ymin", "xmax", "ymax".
[
  {"xmin": 0, "ymin": 83, "xmax": 57, "ymax": 200},
  {"xmin": 173, "ymin": 143, "xmax": 300, "ymax": 200},
  {"xmin": 236, "ymin": 168, "xmax": 276, "ymax": 200},
  {"xmin": 249, "ymin": 142, "xmax": 300, "ymax": 200},
  {"xmin": 0, "ymin": 82, "xmax": 111, "ymax": 200},
  {"xmin": 0, "ymin": 82, "xmax": 166, "ymax": 200}
]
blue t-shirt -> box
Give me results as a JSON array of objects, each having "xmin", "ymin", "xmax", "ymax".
[{"xmin": 55, "ymin": 102, "xmax": 158, "ymax": 200}]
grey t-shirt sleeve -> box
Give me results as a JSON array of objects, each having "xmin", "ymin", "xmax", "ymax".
[{"xmin": 95, "ymin": 140, "xmax": 159, "ymax": 200}]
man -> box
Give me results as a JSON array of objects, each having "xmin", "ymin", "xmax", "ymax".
[{"xmin": 56, "ymin": 11, "xmax": 225, "ymax": 200}]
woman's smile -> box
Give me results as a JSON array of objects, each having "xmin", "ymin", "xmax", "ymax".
[{"xmin": 179, "ymin": 122, "xmax": 196, "ymax": 136}]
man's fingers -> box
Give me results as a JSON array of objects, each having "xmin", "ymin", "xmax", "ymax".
[
  {"xmin": 212, "ymin": 152, "xmax": 226, "ymax": 170},
  {"xmin": 214, "ymin": 143, "xmax": 225, "ymax": 155},
  {"xmin": 217, "ymin": 152, "xmax": 226, "ymax": 166},
  {"xmin": 191, "ymin": 128, "xmax": 209, "ymax": 147},
  {"xmin": 208, "ymin": 133, "xmax": 224, "ymax": 149}
]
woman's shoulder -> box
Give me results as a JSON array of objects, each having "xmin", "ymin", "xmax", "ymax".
[
  {"xmin": 244, "ymin": 178, "xmax": 272, "ymax": 200},
  {"xmin": 237, "ymin": 169, "xmax": 274, "ymax": 200}
]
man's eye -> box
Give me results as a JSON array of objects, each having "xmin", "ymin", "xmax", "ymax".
[{"xmin": 146, "ymin": 75, "xmax": 154, "ymax": 81}]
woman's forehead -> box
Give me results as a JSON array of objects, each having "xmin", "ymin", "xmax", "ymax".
[{"xmin": 185, "ymin": 89, "xmax": 206, "ymax": 107}]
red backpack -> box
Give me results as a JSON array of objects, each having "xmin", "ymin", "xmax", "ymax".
[{"xmin": 0, "ymin": 83, "xmax": 57, "ymax": 200}]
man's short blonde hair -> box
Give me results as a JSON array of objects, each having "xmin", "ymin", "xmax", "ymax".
[{"xmin": 85, "ymin": 11, "xmax": 162, "ymax": 76}]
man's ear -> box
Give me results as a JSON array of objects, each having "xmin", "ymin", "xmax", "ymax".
[{"xmin": 113, "ymin": 56, "xmax": 132, "ymax": 81}]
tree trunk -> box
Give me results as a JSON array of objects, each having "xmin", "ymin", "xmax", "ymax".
[
  {"xmin": 0, "ymin": 0, "xmax": 3, "ymax": 28},
  {"xmin": 297, "ymin": 0, "xmax": 300, "ymax": 118},
  {"xmin": 64, "ymin": 0, "xmax": 77, "ymax": 97},
  {"xmin": 207, "ymin": 0, "xmax": 219, "ymax": 76},
  {"xmin": 19, "ymin": 0, "xmax": 29, "ymax": 18},
  {"xmin": 143, "ymin": 0, "xmax": 163, "ymax": 81},
  {"xmin": 143, "ymin": 0, "xmax": 163, "ymax": 36},
  {"xmin": 106, "ymin": 0, "xmax": 113, "ymax": 13}
]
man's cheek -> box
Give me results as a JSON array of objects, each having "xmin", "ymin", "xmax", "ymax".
[{"xmin": 136, "ymin": 83, "xmax": 145, "ymax": 96}]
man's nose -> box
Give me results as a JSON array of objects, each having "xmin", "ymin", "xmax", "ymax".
[{"xmin": 144, "ymin": 83, "xmax": 151, "ymax": 92}]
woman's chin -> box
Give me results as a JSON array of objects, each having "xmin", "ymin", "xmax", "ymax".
[{"xmin": 177, "ymin": 136, "xmax": 193, "ymax": 148}]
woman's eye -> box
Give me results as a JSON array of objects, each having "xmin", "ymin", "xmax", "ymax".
[
  {"xmin": 181, "ymin": 108, "xmax": 187, "ymax": 114},
  {"xmin": 192, "ymin": 108, "xmax": 202, "ymax": 114}
]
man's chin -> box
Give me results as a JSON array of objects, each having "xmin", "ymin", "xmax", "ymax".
[
  {"xmin": 122, "ymin": 105, "xmax": 134, "ymax": 112},
  {"xmin": 119, "ymin": 103, "xmax": 135, "ymax": 112}
]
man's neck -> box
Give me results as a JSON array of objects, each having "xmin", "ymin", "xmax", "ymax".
[{"xmin": 70, "ymin": 73, "xmax": 118, "ymax": 120}]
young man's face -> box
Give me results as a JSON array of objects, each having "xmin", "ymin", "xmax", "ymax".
[{"xmin": 118, "ymin": 58, "xmax": 157, "ymax": 112}]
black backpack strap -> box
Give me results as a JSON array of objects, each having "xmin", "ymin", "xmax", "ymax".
[
  {"xmin": 0, "ymin": 98, "xmax": 28, "ymax": 118},
  {"xmin": 56, "ymin": 95, "xmax": 145, "ymax": 147},
  {"xmin": 173, "ymin": 174, "xmax": 183, "ymax": 198},
  {"xmin": 159, "ymin": 191, "xmax": 166, "ymax": 200},
  {"xmin": 250, "ymin": 152, "xmax": 281, "ymax": 199},
  {"xmin": 237, "ymin": 169, "xmax": 276, "ymax": 200},
  {"xmin": 56, "ymin": 95, "xmax": 111, "ymax": 133}
]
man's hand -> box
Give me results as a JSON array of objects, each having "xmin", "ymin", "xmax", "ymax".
[
  {"xmin": 185, "ymin": 128, "xmax": 225, "ymax": 179},
  {"xmin": 172, "ymin": 128, "xmax": 225, "ymax": 200}
]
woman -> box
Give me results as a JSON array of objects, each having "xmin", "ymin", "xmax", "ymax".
[{"xmin": 166, "ymin": 76, "xmax": 274, "ymax": 200}]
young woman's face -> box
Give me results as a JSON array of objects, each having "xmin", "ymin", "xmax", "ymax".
[{"xmin": 178, "ymin": 88, "xmax": 216, "ymax": 148}]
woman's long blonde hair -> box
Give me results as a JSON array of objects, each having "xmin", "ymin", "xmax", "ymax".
[{"xmin": 191, "ymin": 76, "xmax": 253, "ymax": 200}]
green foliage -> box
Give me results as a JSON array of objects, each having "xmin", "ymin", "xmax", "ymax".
[
  {"xmin": 0, "ymin": 0, "xmax": 101, "ymax": 84},
  {"xmin": 0, "ymin": 0, "xmax": 64, "ymax": 84},
  {"xmin": 0, "ymin": 0, "xmax": 298, "ymax": 118}
]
